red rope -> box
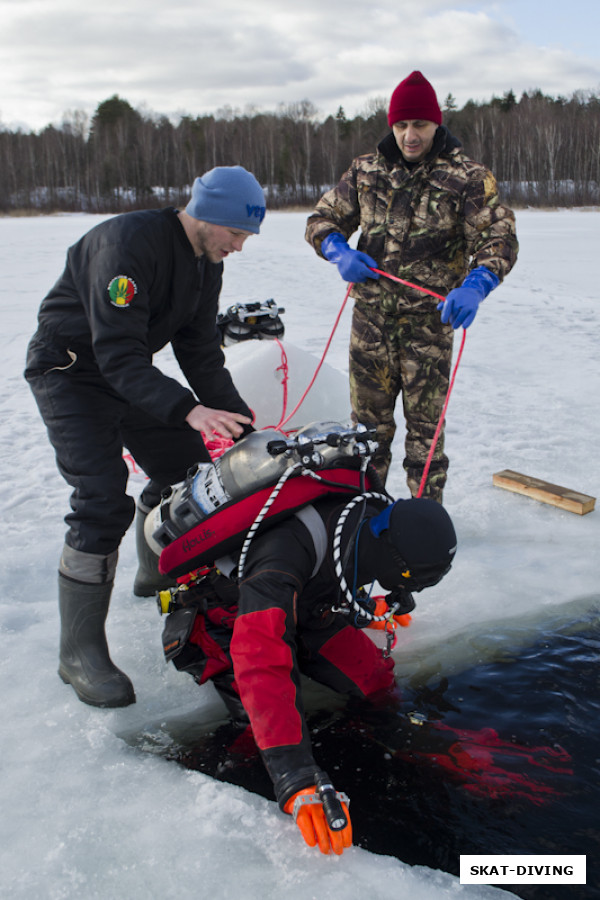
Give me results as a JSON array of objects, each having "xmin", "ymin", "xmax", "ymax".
[
  {"xmin": 274, "ymin": 282, "xmax": 353, "ymax": 430},
  {"xmin": 204, "ymin": 434, "xmax": 235, "ymax": 458},
  {"xmin": 263, "ymin": 338, "xmax": 290, "ymax": 431},
  {"xmin": 276, "ymin": 270, "xmax": 449, "ymax": 433},
  {"xmin": 205, "ymin": 269, "xmax": 466, "ymax": 497},
  {"xmin": 370, "ymin": 268, "xmax": 466, "ymax": 498},
  {"xmin": 275, "ymin": 338, "xmax": 289, "ymax": 424},
  {"xmin": 416, "ymin": 329, "xmax": 466, "ymax": 497},
  {"xmin": 370, "ymin": 268, "xmax": 446, "ymax": 302}
]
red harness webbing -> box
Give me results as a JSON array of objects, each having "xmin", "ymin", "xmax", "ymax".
[{"xmin": 158, "ymin": 467, "xmax": 373, "ymax": 579}]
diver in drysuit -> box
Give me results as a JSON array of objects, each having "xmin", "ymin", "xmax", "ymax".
[{"xmin": 148, "ymin": 429, "xmax": 457, "ymax": 856}]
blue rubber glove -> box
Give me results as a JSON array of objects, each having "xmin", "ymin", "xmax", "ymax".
[
  {"xmin": 321, "ymin": 233, "xmax": 380, "ymax": 284},
  {"xmin": 438, "ymin": 266, "xmax": 499, "ymax": 329}
]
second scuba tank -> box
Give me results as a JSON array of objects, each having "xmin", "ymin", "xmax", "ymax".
[
  {"xmin": 144, "ymin": 428, "xmax": 292, "ymax": 556},
  {"xmin": 145, "ymin": 422, "xmax": 378, "ymax": 578}
]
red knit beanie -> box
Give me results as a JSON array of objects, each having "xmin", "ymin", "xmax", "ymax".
[{"xmin": 387, "ymin": 71, "xmax": 442, "ymax": 127}]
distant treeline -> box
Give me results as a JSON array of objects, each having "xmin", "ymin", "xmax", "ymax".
[{"xmin": 1, "ymin": 88, "xmax": 599, "ymax": 213}]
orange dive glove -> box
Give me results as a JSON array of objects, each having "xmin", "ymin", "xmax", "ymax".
[
  {"xmin": 366, "ymin": 596, "xmax": 413, "ymax": 630},
  {"xmin": 284, "ymin": 775, "xmax": 352, "ymax": 855}
]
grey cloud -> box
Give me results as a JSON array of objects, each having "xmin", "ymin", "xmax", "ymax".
[{"xmin": 1, "ymin": 0, "xmax": 599, "ymax": 131}]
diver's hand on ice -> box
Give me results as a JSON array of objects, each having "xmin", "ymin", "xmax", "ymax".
[{"xmin": 284, "ymin": 775, "xmax": 352, "ymax": 855}]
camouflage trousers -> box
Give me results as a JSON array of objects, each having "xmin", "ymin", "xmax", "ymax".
[{"xmin": 349, "ymin": 302, "xmax": 454, "ymax": 502}]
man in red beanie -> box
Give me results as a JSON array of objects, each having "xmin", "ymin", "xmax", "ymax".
[
  {"xmin": 388, "ymin": 70, "xmax": 442, "ymax": 162},
  {"xmin": 306, "ymin": 71, "xmax": 518, "ymax": 501}
]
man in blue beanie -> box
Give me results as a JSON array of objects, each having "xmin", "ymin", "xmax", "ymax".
[
  {"xmin": 24, "ymin": 166, "xmax": 266, "ymax": 709},
  {"xmin": 182, "ymin": 166, "xmax": 266, "ymax": 258}
]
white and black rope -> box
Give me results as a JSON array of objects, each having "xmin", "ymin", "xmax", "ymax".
[
  {"xmin": 332, "ymin": 491, "xmax": 395, "ymax": 623},
  {"xmin": 236, "ymin": 462, "xmax": 305, "ymax": 580}
]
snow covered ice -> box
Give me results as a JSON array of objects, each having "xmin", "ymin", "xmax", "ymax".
[{"xmin": 1, "ymin": 208, "xmax": 598, "ymax": 899}]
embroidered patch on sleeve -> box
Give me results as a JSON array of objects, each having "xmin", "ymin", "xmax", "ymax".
[{"xmin": 107, "ymin": 275, "xmax": 137, "ymax": 307}]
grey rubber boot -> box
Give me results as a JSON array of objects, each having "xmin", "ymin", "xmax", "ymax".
[
  {"xmin": 133, "ymin": 503, "xmax": 176, "ymax": 597},
  {"xmin": 58, "ymin": 573, "xmax": 136, "ymax": 708}
]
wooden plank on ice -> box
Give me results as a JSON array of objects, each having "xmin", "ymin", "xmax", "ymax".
[{"xmin": 492, "ymin": 469, "xmax": 596, "ymax": 516}]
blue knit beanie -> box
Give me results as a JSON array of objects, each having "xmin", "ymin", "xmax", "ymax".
[{"xmin": 185, "ymin": 166, "xmax": 266, "ymax": 234}]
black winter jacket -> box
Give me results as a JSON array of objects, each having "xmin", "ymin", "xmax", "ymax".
[{"xmin": 28, "ymin": 207, "xmax": 251, "ymax": 426}]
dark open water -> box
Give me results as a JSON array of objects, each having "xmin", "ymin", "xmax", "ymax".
[{"xmin": 131, "ymin": 608, "xmax": 600, "ymax": 900}]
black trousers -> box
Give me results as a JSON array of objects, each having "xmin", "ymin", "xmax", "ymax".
[{"xmin": 26, "ymin": 357, "xmax": 210, "ymax": 557}]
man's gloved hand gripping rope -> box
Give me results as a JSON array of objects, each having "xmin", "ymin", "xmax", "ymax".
[{"xmin": 321, "ymin": 231, "xmax": 499, "ymax": 330}]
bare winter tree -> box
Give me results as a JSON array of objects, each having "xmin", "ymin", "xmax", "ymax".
[{"xmin": 1, "ymin": 88, "xmax": 599, "ymax": 213}]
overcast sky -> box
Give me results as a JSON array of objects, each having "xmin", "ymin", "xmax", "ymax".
[{"xmin": 1, "ymin": 0, "xmax": 599, "ymax": 132}]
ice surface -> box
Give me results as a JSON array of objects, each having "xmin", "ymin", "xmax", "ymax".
[{"xmin": 1, "ymin": 208, "xmax": 598, "ymax": 899}]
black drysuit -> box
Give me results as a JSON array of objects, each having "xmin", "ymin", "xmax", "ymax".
[
  {"xmin": 166, "ymin": 496, "xmax": 396, "ymax": 811},
  {"xmin": 24, "ymin": 208, "xmax": 252, "ymax": 555}
]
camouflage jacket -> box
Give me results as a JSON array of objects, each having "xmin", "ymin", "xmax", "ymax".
[{"xmin": 305, "ymin": 127, "xmax": 518, "ymax": 313}]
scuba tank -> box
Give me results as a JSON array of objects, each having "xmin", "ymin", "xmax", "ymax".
[{"xmin": 144, "ymin": 422, "xmax": 379, "ymax": 579}]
